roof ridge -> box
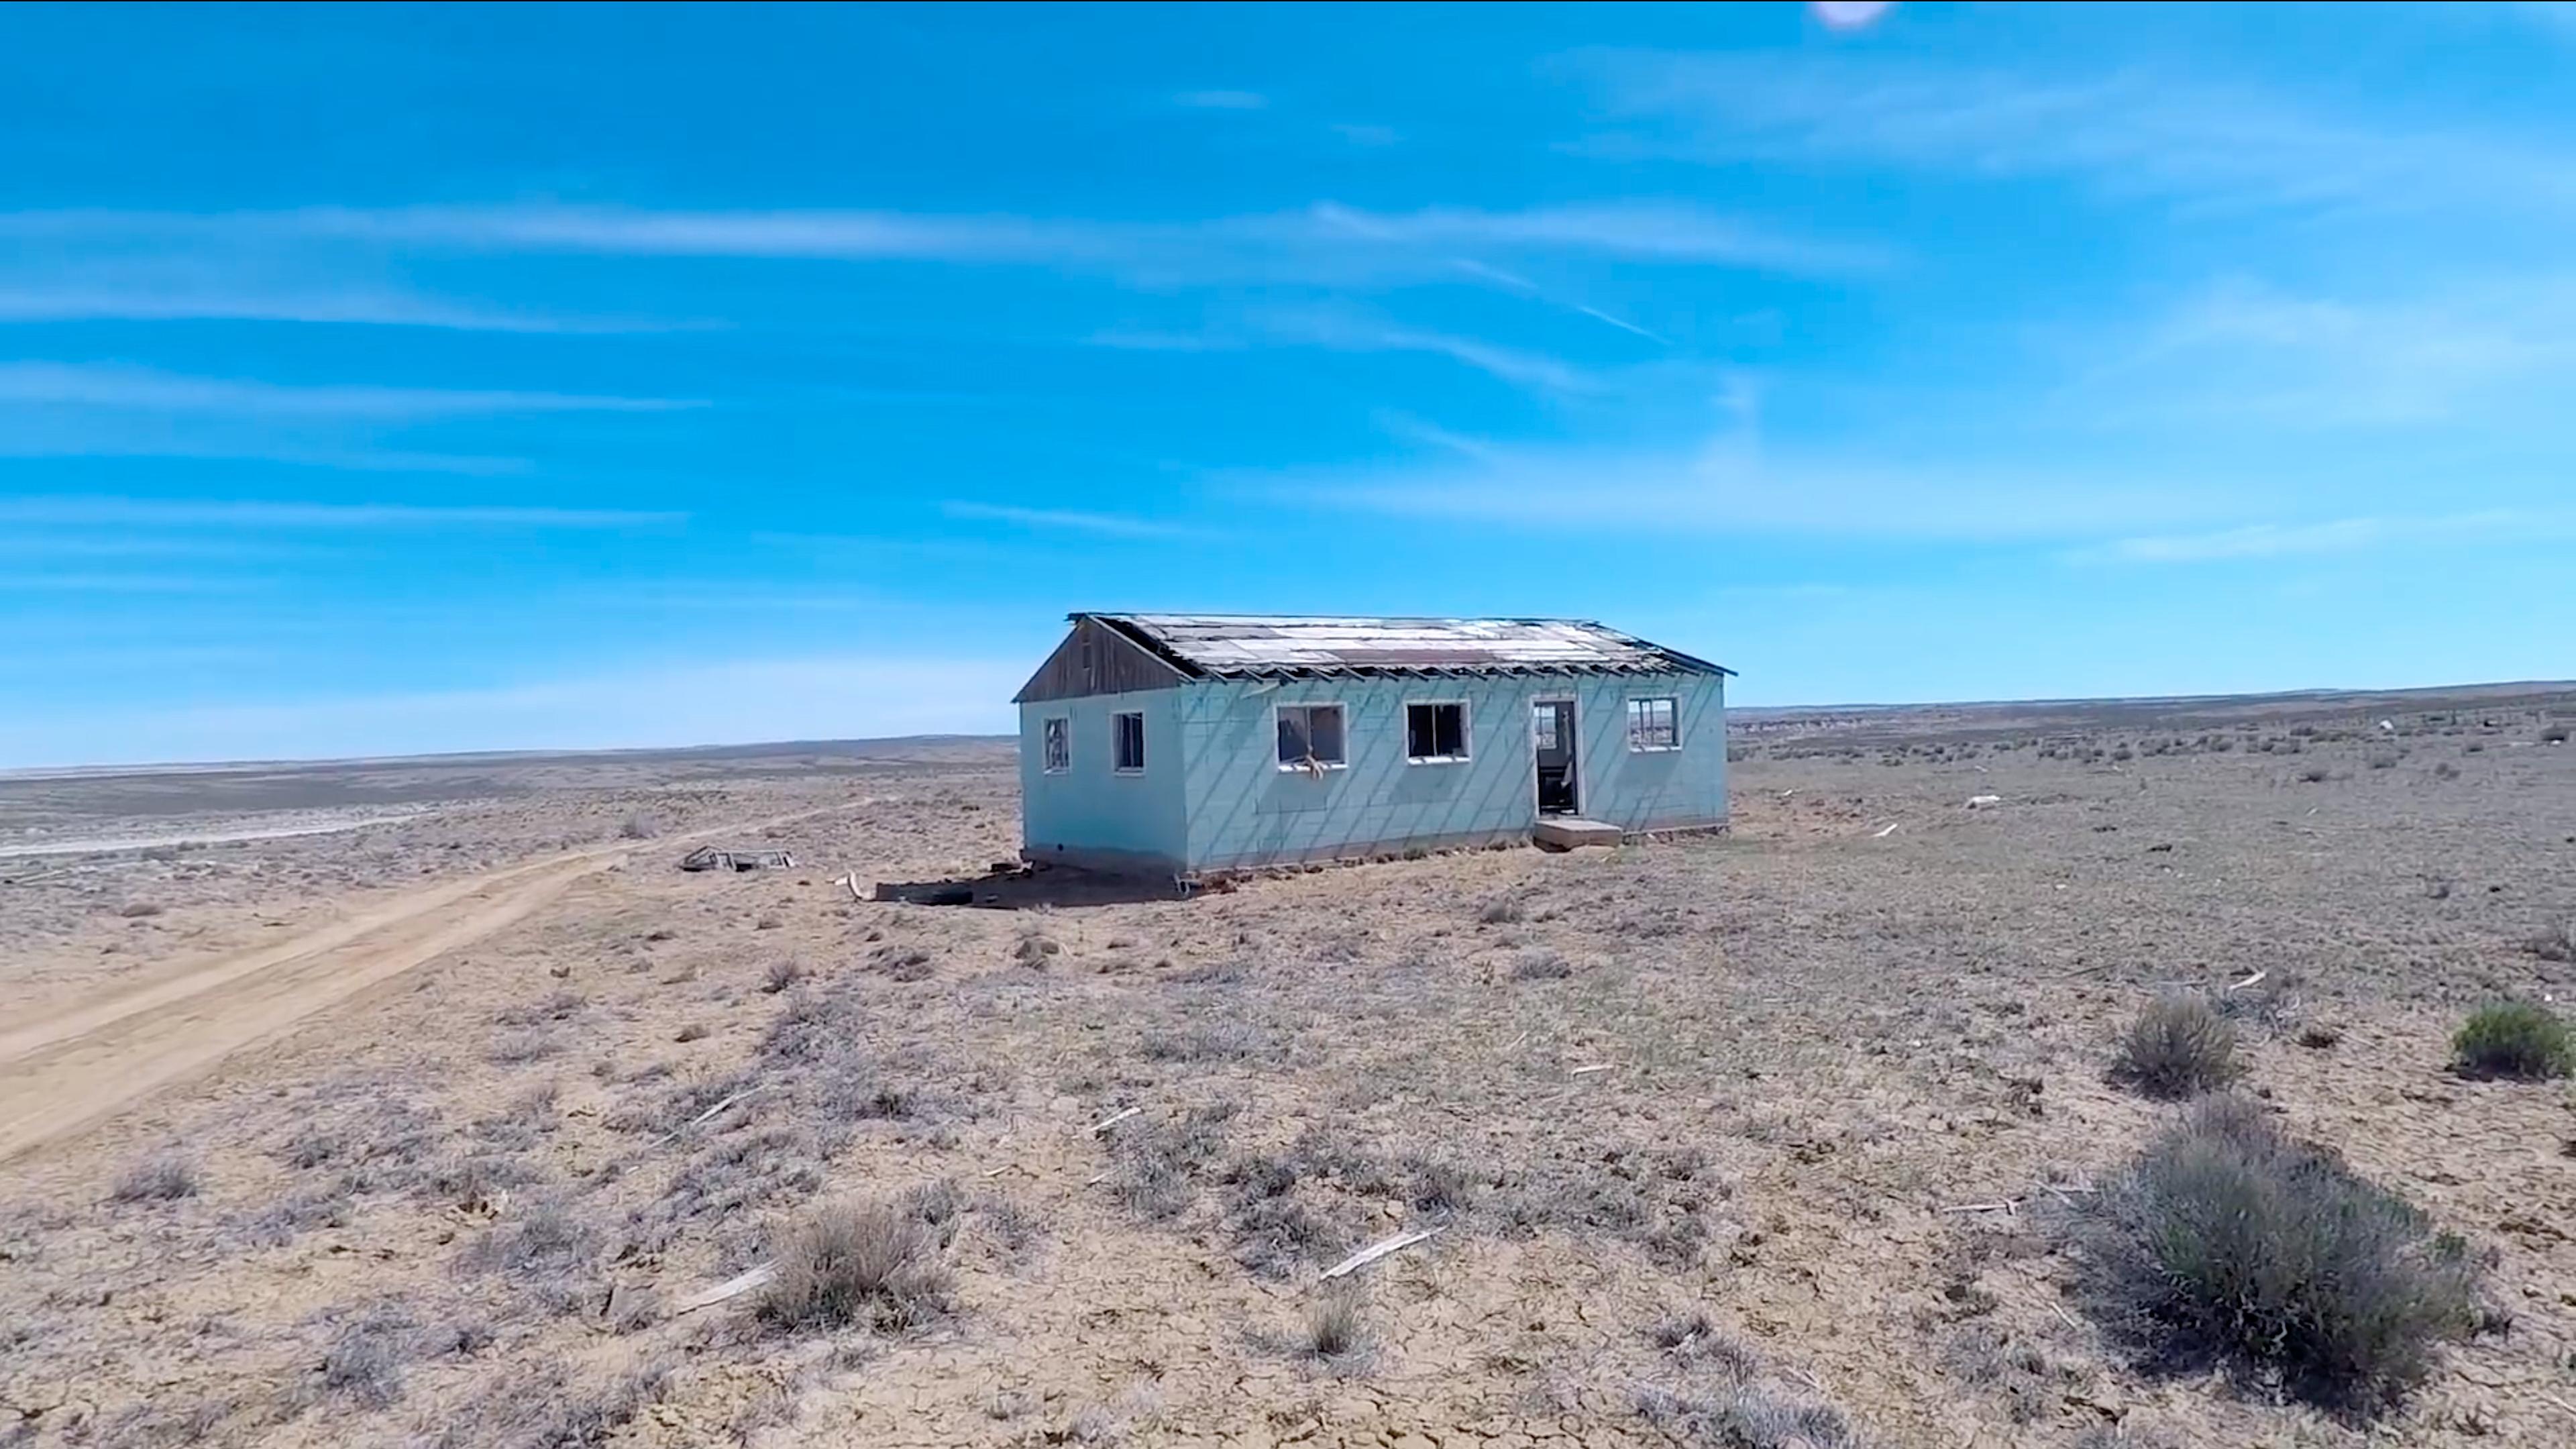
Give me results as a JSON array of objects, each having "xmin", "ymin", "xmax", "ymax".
[{"xmin": 1063, "ymin": 613, "xmax": 1733, "ymax": 679}]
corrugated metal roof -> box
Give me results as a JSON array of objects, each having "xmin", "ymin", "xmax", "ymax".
[{"xmin": 1082, "ymin": 614, "xmax": 1731, "ymax": 680}]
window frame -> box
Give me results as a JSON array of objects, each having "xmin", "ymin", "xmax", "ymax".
[
  {"xmin": 1626, "ymin": 696, "xmax": 1680, "ymax": 753},
  {"xmin": 1403, "ymin": 698, "xmax": 1472, "ymax": 765},
  {"xmin": 1040, "ymin": 716, "xmax": 1070, "ymax": 774},
  {"xmin": 1529, "ymin": 700, "xmax": 1561, "ymax": 753},
  {"xmin": 1273, "ymin": 700, "xmax": 1349, "ymax": 772},
  {"xmin": 1111, "ymin": 710, "xmax": 1146, "ymax": 774}
]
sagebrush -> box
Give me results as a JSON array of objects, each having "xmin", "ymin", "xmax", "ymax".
[
  {"xmin": 2109, "ymin": 994, "xmax": 2241, "ymax": 1099},
  {"xmin": 758, "ymin": 1193, "xmax": 953, "ymax": 1332},
  {"xmin": 2450, "ymin": 1000, "xmax": 2573, "ymax": 1080},
  {"xmin": 2070, "ymin": 1095, "xmax": 2481, "ymax": 1410}
]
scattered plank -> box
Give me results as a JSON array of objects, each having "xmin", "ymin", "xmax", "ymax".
[
  {"xmin": 1087, "ymin": 1106, "xmax": 1142, "ymax": 1136},
  {"xmin": 673, "ymin": 1263, "xmax": 773, "ymax": 1316},
  {"xmin": 1939, "ymin": 1201, "xmax": 2017, "ymax": 1216},
  {"xmin": 1320, "ymin": 1225, "xmax": 1446, "ymax": 1280},
  {"xmin": 1568, "ymin": 1063, "xmax": 1615, "ymax": 1077},
  {"xmin": 2229, "ymin": 969, "xmax": 2267, "ymax": 992},
  {"xmin": 1872, "ymin": 822, "xmax": 1900, "ymax": 839},
  {"xmin": 1, "ymin": 865, "xmax": 80, "ymax": 887},
  {"xmin": 681, "ymin": 1085, "xmax": 766, "ymax": 1131}
]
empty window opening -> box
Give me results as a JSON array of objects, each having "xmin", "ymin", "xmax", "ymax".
[
  {"xmin": 1113, "ymin": 711, "xmax": 1146, "ymax": 772},
  {"xmin": 1276, "ymin": 703, "xmax": 1347, "ymax": 770},
  {"xmin": 1042, "ymin": 716, "xmax": 1070, "ymax": 773},
  {"xmin": 1627, "ymin": 697, "xmax": 1679, "ymax": 751},
  {"xmin": 1406, "ymin": 702, "xmax": 1469, "ymax": 762}
]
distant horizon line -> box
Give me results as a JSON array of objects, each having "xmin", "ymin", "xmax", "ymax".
[{"xmin": 7, "ymin": 678, "xmax": 2570, "ymax": 780}]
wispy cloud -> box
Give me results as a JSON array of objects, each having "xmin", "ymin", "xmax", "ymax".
[
  {"xmin": 1569, "ymin": 48, "xmax": 2576, "ymax": 217},
  {"xmin": 2080, "ymin": 511, "xmax": 2569, "ymax": 564},
  {"xmin": 0, "ymin": 532, "xmax": 313, "ymax": 560},
  {"xmin": 1372, "ymin": 411, "xmax": 1507, "ymax": 464},
  {"xmin": 940, "ymin": 500, "xmax": 1209, "ymax": 539},
  {"xmin": 0, "ymin": 284, "xmax": 678, "ymax": 333},
  {"xmin": 1262, "ymin": 305, "xmax": 1587, "ymax": 392},
  {"xmin": 1443, "ymin": 258, "xmax": 1668, "ymax": 344},
  {"xmin": 0, "ymin": 572, "xmax": 266, "ymax": 594},
  {"xmin": 1243, "ymin": 429, "xmax": 2247, "ymax": 541},
  {"xmin": 0, "ymin": 362, "xmax": 701, "ymax": 419},
  {"xmin": 1090, "ymin": 302, "xmax": 1640, "ymax": 391},
  {"xmin": 0, "ymin": 437, "xmax": 531, "ymax": 476},
  {"xmin": 1174, "ymin": 89, "xmax": 1268, "ymax": 110},
  {"xmin": 0, "ymin": 496, "xmax": 684, "ymax": 529},
  {"xmin": 1572, "ymin": 304, "xmax": 1664, "ymax": 343},
  {"xmin": 2072, "ymin": 276, "xmax": 2576, "ymax": 428},
  {"xmin": 1250, "ymin": 306, "xmax": 1593, "ymax": 394},
  {"xmin": 1085, "ymin": 327, "xmax": 1243, "ymax": 353},
  {"xmin": 2, "ymin": 201, "xmax": 1886, "ymax": 283}
]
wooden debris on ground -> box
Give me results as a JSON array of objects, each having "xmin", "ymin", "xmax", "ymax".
[
  {"xmin": 1320, "ymin": 1225, "xmax": 1446, "ymax": 1280},
  {"xmin": 674, "ymin": 1263, "xmax": 774, "ymax": 1316}
]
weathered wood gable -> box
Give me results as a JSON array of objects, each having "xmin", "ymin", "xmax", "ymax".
[{"xmin": 1012, "ymin": 615, "xmax": 1190, "ymax": 704}]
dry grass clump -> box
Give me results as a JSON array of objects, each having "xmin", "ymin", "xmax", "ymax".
[
  {"xmin": 463, "ymin": 1200, "xmax": 598, "ymax": 1277},
  {"xmin": 320, "ymin": 1304, "xmax": 415, "ymax": 1409},
  {"xmin": 1299, "ymin": 1285, "xmax": 1375, "ymax": 1373},
  {"xmin": 762, "ymin": 958, "xmax": 806, "ymax": 994},
  {"xmin": 2520, "ymin": 920, "xmax": 2576, "ymax": 963},
  {"xmin": 1631, "ymin": 1324, "xmax": 1858, "ymax": 1448},
  {"xmin": 425, "ymin": 1354, "xmax": 676, "ymax": 1449},
  {"xmin": 1104, "ymin": 1102, "xmax": 1236, "ymax": 1222},
  {"xmin": 1138, "ymin": 1020, "xmax": 1272, "ymax": 1063},
  {"xmin": 757, "ymin": 1193, "xmax": 954, "ymax": 1332},
  {"xmin": 1510, "ymin": 948, "xmax": 1573, "ymax": 981},
  {"xmin": 2109, "ymin": 995, "xmax": 2241, "ymax": 1099},
  {"xmin": 2070, "ymin": 1095, "xmax": 2481, "ymax": 1411},
  {"xmin": 2449, "ymin": 1000, "xmax": 2573, "ymax": 1080},
  {"xmin": 109, "ymin": 1150, "xmax": 199, "ymax": 1203},
  {"xmin": 487, "ymin": 1028, "xmax": 564, "ymax": 1065}
]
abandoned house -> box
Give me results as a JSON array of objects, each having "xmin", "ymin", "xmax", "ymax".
[{"xmin": 1012, "ymin": 613, "xmax": 1732, "ymax": 877}]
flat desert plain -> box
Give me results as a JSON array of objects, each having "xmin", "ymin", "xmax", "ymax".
[{"xmin": 3, "ymin": 692, "xmax": 2572, "ymax": 1449}]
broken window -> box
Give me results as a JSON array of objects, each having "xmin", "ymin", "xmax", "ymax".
[
  {"xmin": 1405, "ymin": 701, "xmax": 1468, "ymax": 762},
  {"xmin": 1041, "ymin": 716, "xmax": 1069, "ymax": 773},
  {"xmin": 1532, "ymin": 702, "xmax": 1560, "ymax": 751},
  {"xmin": 1113, "ymin": 711, "xmax": 1146, "ymax": 772},
  {"xmin": 1627, "ymin": 696, "xmax": 1679, "ymax": 751},
  {"xmin": 1275, "ymin": 703, "xmax": 1346, "ymax": 769}
]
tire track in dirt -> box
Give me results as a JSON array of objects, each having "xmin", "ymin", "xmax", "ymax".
[{"xmin": 0, "ymin": 804, "xmax": 857, "ymax": 1164}]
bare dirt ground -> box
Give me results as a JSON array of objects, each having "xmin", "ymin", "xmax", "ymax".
[{"xmin": 3, "ymin": 694, "xmax": 2572, "ymax": 1449}]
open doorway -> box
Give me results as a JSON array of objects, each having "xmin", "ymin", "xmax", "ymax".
[{"xmin": 1532, "ymin": 698, "xmax": 1578, "ymax": 815}]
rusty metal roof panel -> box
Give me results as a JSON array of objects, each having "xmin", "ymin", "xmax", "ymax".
[{"xmin": 1083, "ymin": 614, "xmax": 1732, "ymax": 680}]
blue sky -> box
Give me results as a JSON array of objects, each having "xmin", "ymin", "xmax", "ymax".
[{"xmin": 4, "ymin": 2, "xmax": 2573, "ymax": 767}]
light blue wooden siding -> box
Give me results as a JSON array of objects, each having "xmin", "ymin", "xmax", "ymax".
[
  {"xmin": 1175, "ymin": 672, "xmax": 1725, "ymax": 873},
  {"xmin": 1567, "ymin": 672, "xmax": 1728, "ymax": 833},
  {"xmin": 1017, "ymin": 690, "xmax": 1188, "ymax": 874}
]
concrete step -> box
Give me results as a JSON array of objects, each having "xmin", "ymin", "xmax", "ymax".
[{"xmin": 1532, "ymin": 816, "xmax": 1622, "ymax": 851}]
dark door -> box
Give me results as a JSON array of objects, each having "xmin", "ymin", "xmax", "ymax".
[{"xmin": 1533, "ymin": 700, "xmax": 1578, "ymax": 814}]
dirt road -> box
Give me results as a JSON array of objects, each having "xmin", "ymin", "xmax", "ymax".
[{"xmin": 0, "ymin": 806, "xmax": 852, "ymax": 1164}]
